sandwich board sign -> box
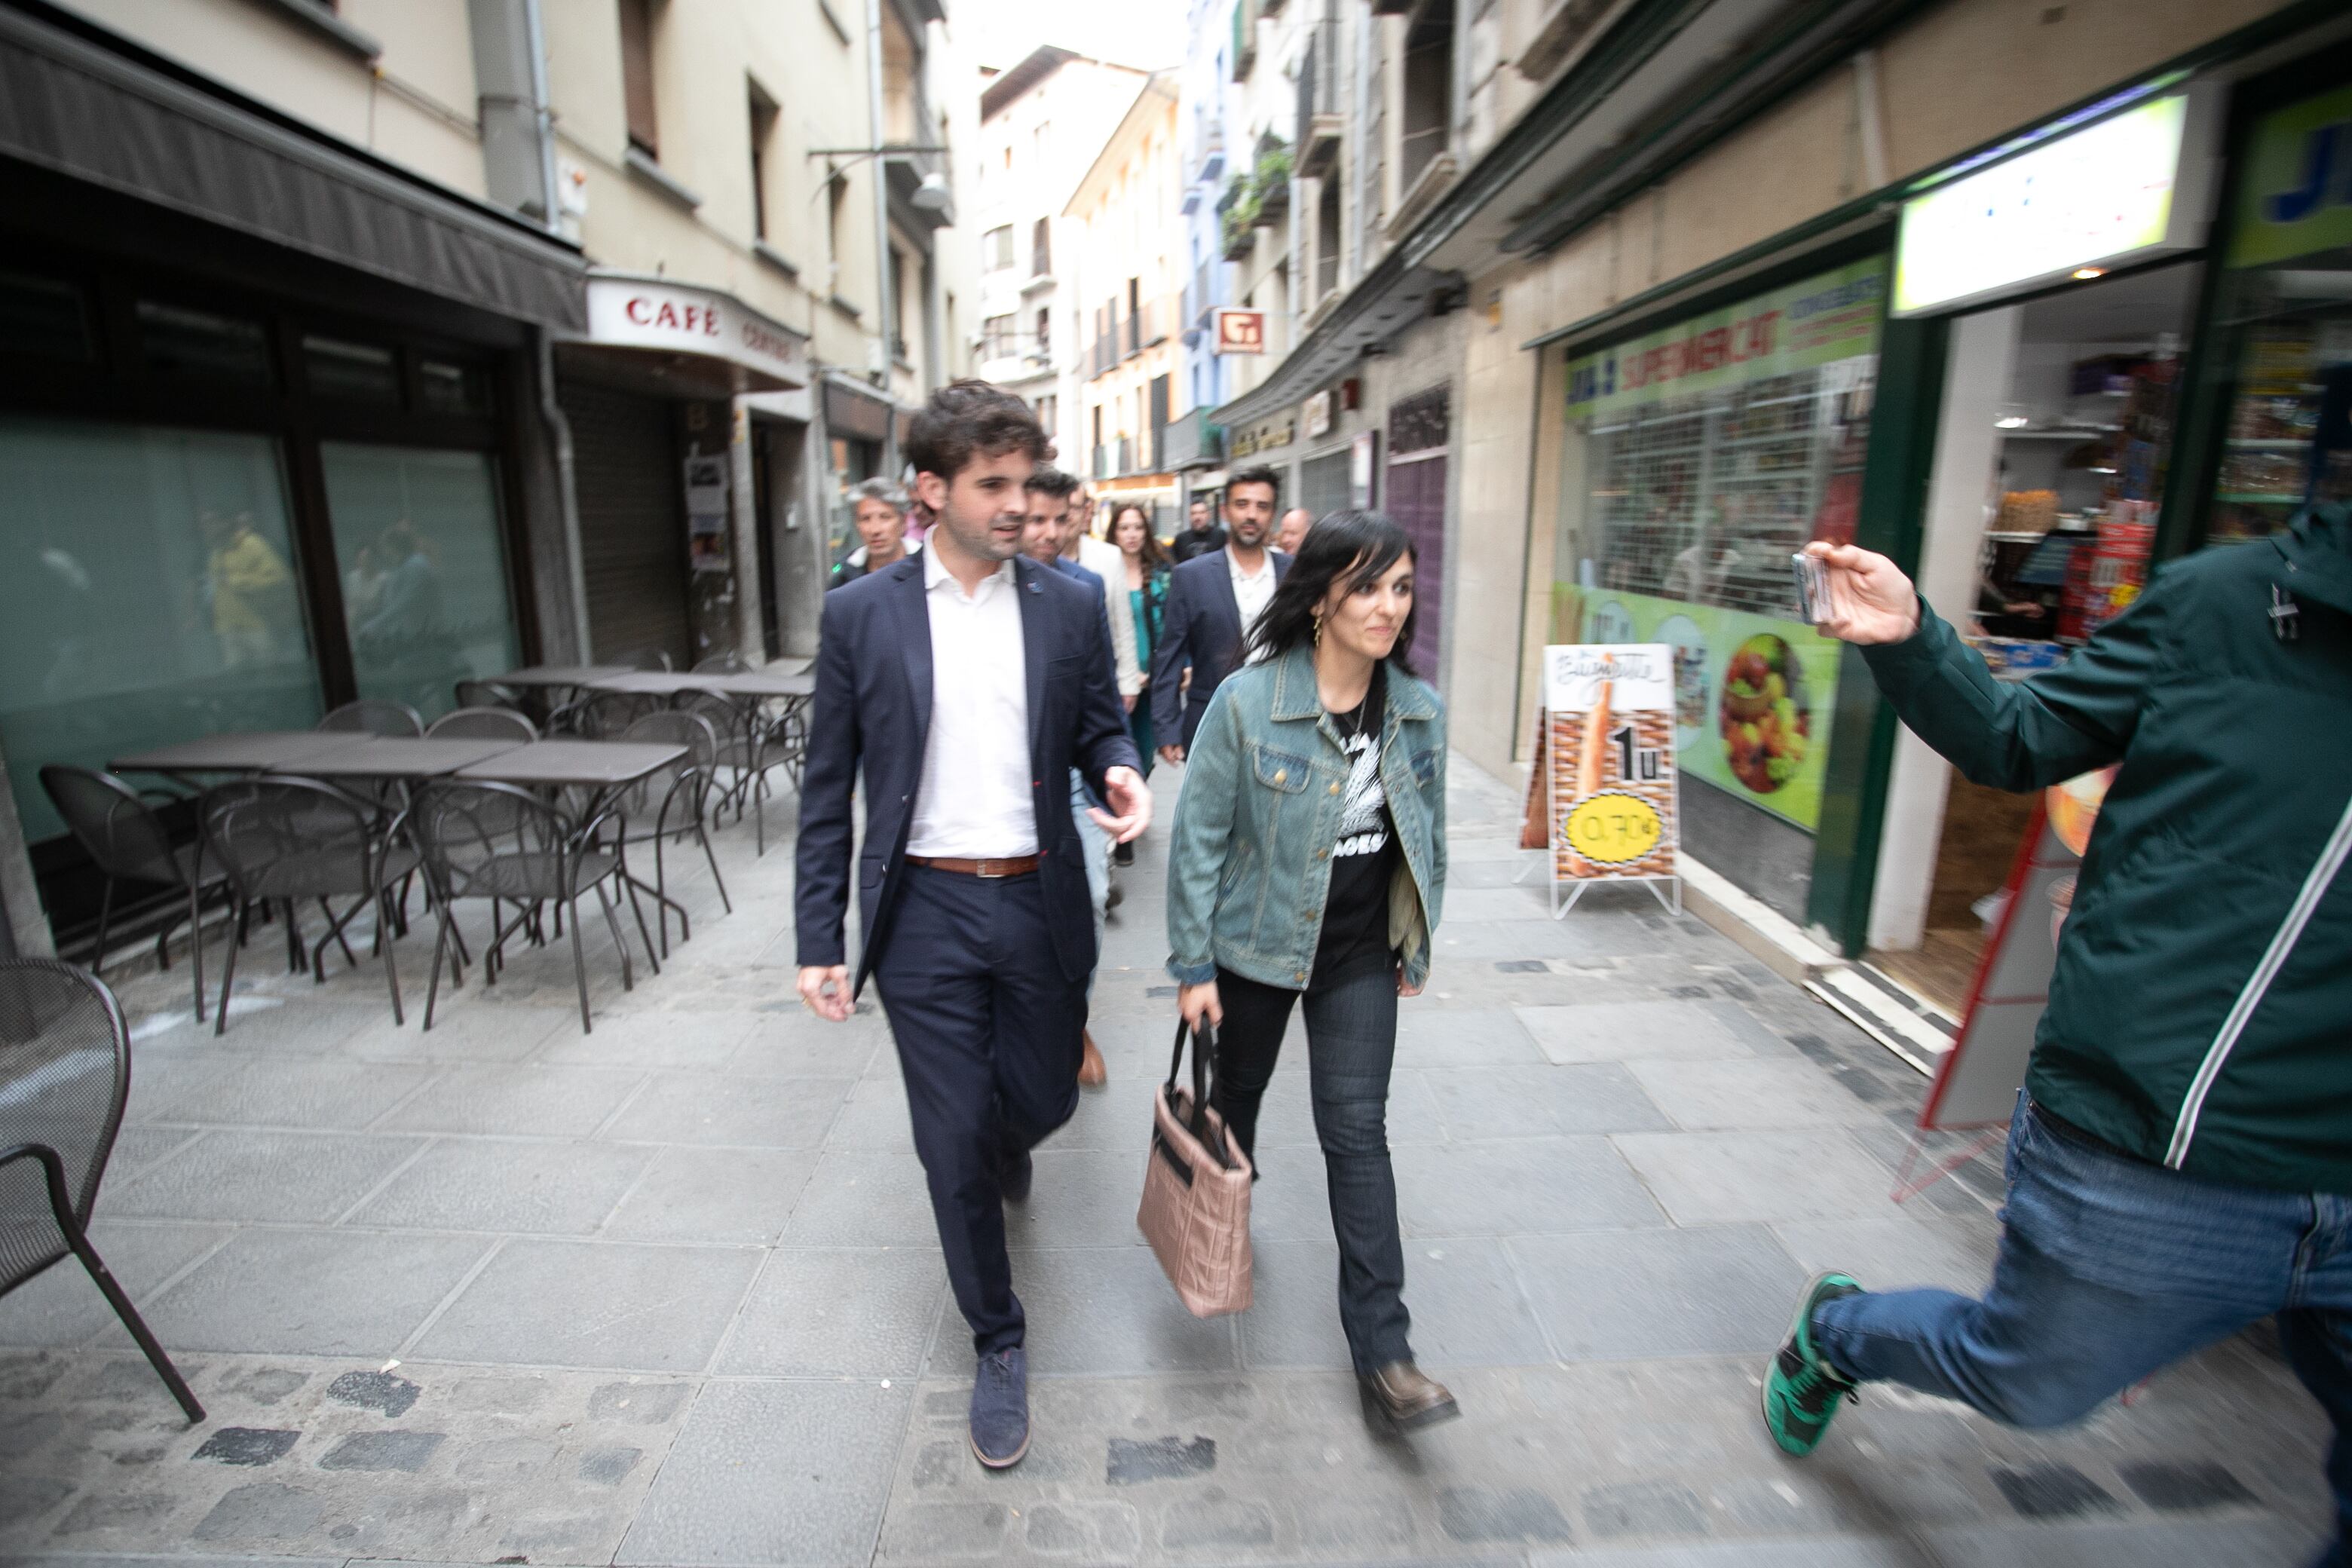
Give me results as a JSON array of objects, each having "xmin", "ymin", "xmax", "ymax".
[{"xmin": 1539, "ymin": 644, "xmax": 1680, "ymax": 917}]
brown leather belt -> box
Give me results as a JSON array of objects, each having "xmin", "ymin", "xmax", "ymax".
[{"xmin": 905, "ymin": 854, "xmax": 1040, "ymax": 878}]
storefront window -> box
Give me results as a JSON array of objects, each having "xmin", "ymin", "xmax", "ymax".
[
  {"xmin": 320, "ymin": 444, "xmax": 519, "ymax": 721},
  {"xmin": 2207, "ymin": 78, "xmax": 2352, "ymax": 542},
  {"xmin": 0, "ymin": 419, "xmax": 320, "ymax": 843},
  {"xmin": 1552, "ymin": 258, "xmax": 1885, "ymax": 835}
]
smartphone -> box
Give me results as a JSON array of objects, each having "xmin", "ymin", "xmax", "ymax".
[{"xmin": 1790, "ymin": 550, "xmax": 1829, "ymax": 624}]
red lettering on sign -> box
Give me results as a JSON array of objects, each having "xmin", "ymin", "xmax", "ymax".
[{"xmin": 626, "ymin": 296, "xmax": 651, "ymax": 324}]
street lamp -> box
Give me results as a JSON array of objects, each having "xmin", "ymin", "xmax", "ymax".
[{"xmin": 806, "ymin": 140, "xmax": 948, "ymax": 476}]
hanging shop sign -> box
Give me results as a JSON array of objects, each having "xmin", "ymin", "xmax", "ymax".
[
  {"xmin": 1533, "ymin": 644, "xmax": 1679, "ymax": 915},
  {"xmin": 1580, "ymin": 590, "xmax": 1842, "ymax": 833},
  {"xmin": 1564, "ymin": 258, "xmax": 1888, "ymax": 421},
  {"xmin": 585, "ymin": 274, "xmax": 807, "ymax": 387},
  {"xmin": 1214, "ymin": 308, "xmax": 1267, "ymax": 356},
  {"xmin": 2230, "ymin": 81, "xmax": 2352, "ymax": 268},
  {"xmin": 1891, "ymin": 90, "xmax": 2215, "ymax": 317}
]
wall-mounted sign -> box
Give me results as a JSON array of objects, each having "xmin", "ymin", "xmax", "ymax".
[
  {"xmin": 1303, "ymin": 390, "xmax": 1334, "ymax": 439},
  {"xmin": 1214, "ymin": 308, "xmax": 1266, "ymax": 356},
  {"xmin": 584, "ymin": 274, "xmax": 807, "ymax": 387},
  {"xmin": 1893, "ymin": 90, "xmax": 2214, "ymax": 317},
  {"xmin": 1565, "ymin": 258, "xmax": 1886, "ymax": 421},
  {"xmin": 1228, "ymin": 416, "xmax": 1295, "ymax": 459},
  {"xmin": 1349, "ymin": 430, "xmax": 1378, "ymax": 508},
  {"xmin": 2230, "ymin": 81, "xmax": 2352, "ymax": 268}
]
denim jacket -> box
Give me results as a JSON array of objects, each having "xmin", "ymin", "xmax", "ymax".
[{"xmin": 1166, "ymin": 645, "xmax": 1447, "ymax": 991}]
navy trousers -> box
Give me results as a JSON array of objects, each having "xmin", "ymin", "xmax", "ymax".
[{"xmin": 873, "ymin": 865, "xmax": 1087, "ymax": 1355}]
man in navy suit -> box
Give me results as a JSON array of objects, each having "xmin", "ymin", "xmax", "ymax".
[
  {"xmin": 1148, "ymin": 465, "xmax": 1290, "ymax": 762},
  {"xmin": 796, "ymin": 382, "xmax": 1148, "ymax": 1470}
]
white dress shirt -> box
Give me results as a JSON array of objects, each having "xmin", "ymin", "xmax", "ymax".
[
  {"xmin": 906, "ymin": 549, "xmax": 1037, "ymax": 857},
  {"xmin": 1230, "ymin": 547, "xmax": 1278, "ymax": 662},
  {"xmin": 1072, "ymin": 533, "xmax": 1141, "ymax": 694}
]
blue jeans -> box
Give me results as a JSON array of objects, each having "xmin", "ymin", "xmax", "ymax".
[
  {"xmin": 1815, "ymin": 1092, "xmax": 2352, "ymax": 1565},
  {"xmin": 1211, "ymin": 951, "xmax": 1412, "ymax": 1376},
  {"xmin": 1070, "ymin": 771, "xmax": 1107, "ymax": 997}
]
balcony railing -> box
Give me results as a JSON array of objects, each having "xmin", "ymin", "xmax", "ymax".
[
  {"xmin": 1297, "ymin": 18, "xmax": 1342, "ymax": 178},
  {"xmin": 1163, "ymin": 408, "xmax": 1225, "ymax": 470}
]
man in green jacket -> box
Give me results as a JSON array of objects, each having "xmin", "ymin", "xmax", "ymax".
[{"xmin": 1763, "ymin": 504, "xmax": 2352, "ymax": 1566}]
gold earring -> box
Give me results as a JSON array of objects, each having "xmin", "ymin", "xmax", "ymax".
[{"xmin": 1312, "ymin": 614, "xmax": 1324, "ymax": 648}]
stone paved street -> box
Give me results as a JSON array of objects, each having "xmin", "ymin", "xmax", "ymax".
[{"xmin": 0, "ymin": 755, "xmax": 2332, "ymax": 1566}]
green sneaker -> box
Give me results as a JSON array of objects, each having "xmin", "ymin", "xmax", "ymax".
[{"xmin": 1762, "ymin": 1270, "xmax": 1862, "ymax": 1456}]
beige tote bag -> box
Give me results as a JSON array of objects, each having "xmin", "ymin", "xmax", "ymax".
[{"xmin": 1137, "ymin": 1017, "xmax": 1254, "ymax": 1316}]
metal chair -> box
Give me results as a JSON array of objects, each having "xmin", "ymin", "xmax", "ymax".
[
  {"xmin": 318, "ymin": 699, "xmax": 424, "ymax": 737},
  {"xmin": 409, "ymin": 782, "xmax": 639, "ymax": 1034},
  {"xmin": 615, "ymin": 711, "xmax": 731, "ymax": 954},
  {"xmin": 682, "ymin": 690, "xmax": 800, "ymax": 856},
  {"xmin": 608, "ymin": 648, "xmax": 672, "ymax": 672},
  {"xmin": 454, "ymin": 678, "xmax": 525, "ymax": 712},
  {"xmin": 578, "ymin": 690, "xmax": 660, "ymax": 740},
  {"xmin": 0, "ymin": 960, "xmax": 204, "ymax": 1422},
  {"xmin": 199, "ymin": 777, "xmax": 417, "ymax": 1034},
  {"xmin": 38, "ymin": 766, "xmax": 229, "ymax": 1023},
  {"xmin": 691, "ymin": 651, "xmax": 754, "ymax": 674},
  {"xmin": 427, "ymin": 706, "xmax": 538, "ymax": 743}
]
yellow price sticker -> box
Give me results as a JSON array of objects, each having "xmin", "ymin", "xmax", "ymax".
[{"xmin": 1563, "ymin": 791, "xmax": 1664, "ymax": 866}]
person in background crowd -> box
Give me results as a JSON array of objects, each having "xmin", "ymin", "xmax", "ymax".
[
  {"xmin": 796, "ymin": 383, "xmax": 1147, "ymax": 1471},
  {"xmin": 1023, "ymin": 466, "xmax": 1116, "ymax": 1089},
  {"xmin": 1763, "ymin": 514, "xmax": 2352, "ymax": 1568},
  {"xmin": 1277, "ymin": 507, "xmax": 1314, "ymax": 556},
  {"xmin": 829, "ymin": 478, "xmax": 917, "ymax": 589},
  {"xmin": 1170, "ymin": 495, "xmax": 1227, "ymax": 564},
  {"xmin": 1165, "ymin": 510, "xmax": 1456, "ymax": 1432},
  {"xmin": 1150, "ymin": 467, "xmax": 1288, "ymax": 764},
  {"xmin": 1110, "ymin": 501, "xmax": 1170, "ymax": 781}
]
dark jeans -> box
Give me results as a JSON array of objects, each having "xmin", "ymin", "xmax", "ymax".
[
  {"xmin": 1816, "ymin": 1093, "xmax": 2352, "ymax": 1567},
  {"xmin": 1211, "ymin": 951, "xmax": 1411, "ymax": 1376},
  {"xmin": 874, "ymin": 866, "xmax": 1086, "ymax": 1356}
]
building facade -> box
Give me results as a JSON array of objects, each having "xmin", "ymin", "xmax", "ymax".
[
  {"xmin": 0, "ymin": 0, "xmax": 971, "ymax": 963},
  {"xmin": 1198, "ymin": 0, "xmax": 2349, "ymax": 1031},
  {"xmin": 1065, "ymin": 74, "xmax": 1186, "ymax": 532},
  {"xmin": 972, "ymin": 48, "xmax": 1147, "ymax": 471}
]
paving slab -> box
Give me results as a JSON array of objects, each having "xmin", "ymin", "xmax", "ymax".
[
  {"xmin": 409, "ymin": 1239, "xmax": 763, "ymax": 1372},
  {"xmin": 121, "ymin": 1228, "xmax": 490, "ymax": 1357},
  {"xmin": 619, "ymin": 1379, "xmax": 911, "ymax": 1566}
]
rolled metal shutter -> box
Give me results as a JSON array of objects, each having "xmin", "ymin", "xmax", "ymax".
[{"xmin": 560, "ymin": 377, "xmax": 688, "ymax": 666}]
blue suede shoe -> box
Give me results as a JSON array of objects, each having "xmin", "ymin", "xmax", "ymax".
[{"xmin": 969, "ymin": 1347, "xmax": 1030, "ymax": 1468}]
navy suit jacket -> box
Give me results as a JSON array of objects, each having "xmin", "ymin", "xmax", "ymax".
[
  {"xmin": 795, "ymin": 554, "xmax": 1141, "ymax": 994},
  {"xmin": 1148, "ymin": 547, "xmax": 1291, "ymax": 751}
]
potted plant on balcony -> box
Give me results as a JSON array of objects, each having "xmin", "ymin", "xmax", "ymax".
[
  {"xmin": 1220, "ymin": 174, "xmax": 1259, "ymax": 259},
  {"xmin": 1252, "ymin": 140, "xmax": 1292, "ymax": 225}
]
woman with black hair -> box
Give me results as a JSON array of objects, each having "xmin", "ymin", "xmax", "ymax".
[{"xmin": 1163, "ymin": 510, "xmax": 1456, "ymax": 1431}]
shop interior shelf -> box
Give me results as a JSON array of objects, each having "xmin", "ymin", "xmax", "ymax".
[
  {"xmin": 1998, "ymin": 427, "xmax": 2118, "ymax": 439},
  {"xmin": 2224, "ymin": 437, "xmax": 2311, "ymax": 449},
  {"xmin": 2216, "ymin": 493, "xmax": 2303, "ymax": 504}
]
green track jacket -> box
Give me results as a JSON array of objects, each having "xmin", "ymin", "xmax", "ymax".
[{"xmin": 1861, "ymin": 504, "xmax": 2352, "ymax": 1194}]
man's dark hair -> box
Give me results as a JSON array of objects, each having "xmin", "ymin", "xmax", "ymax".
[
  {"xmin": 905, "ymin": 380, "xmax": 1049, "ymax": 480},
  {"xmin": 1228, "ymin": 464, "xmax": 1282, "ymax": 504},
  {"xmin": 1023, "ymin": 464, "xmax": 1081, "ymax": 500}
]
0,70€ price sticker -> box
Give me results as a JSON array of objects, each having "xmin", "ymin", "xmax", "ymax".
[{"xmin": 1563, "ymin": 791, "xmax": 1664, "ymax": 865}]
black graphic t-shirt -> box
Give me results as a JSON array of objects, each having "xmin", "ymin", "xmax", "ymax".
[{"xmin": 1316, "ymin": 666, "xmax": 1402, "ymax": 975}]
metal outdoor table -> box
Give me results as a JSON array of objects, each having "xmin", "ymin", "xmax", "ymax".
[
  {"xmin": 489, "ymin": 665, "xmax": 636, "ymax": 688},
  {"xmin": 110, "ymin": 731, "xmax": 367, "ymax": 777},
  {"xmin": 289, "ymin": 737, "xmax": 528, "ymax": 779},
  {"xmin": 586, "ymin": 670, "xmax": 815, "ymax": 699},
  {"xmin": 454, "ymin": 740, "xmax": 688, "ymax": 792}
]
